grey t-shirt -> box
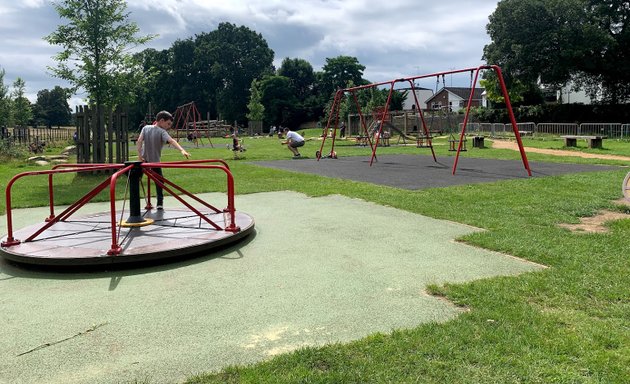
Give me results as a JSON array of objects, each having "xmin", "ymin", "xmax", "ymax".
[{"xmin": 139, "ymin": 125, "xmax": 171, "ymax": 162}]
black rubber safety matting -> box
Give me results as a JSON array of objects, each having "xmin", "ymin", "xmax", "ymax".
[{"xmin": 255, "ymin": 154, "xmax": 621, "ymax": 190}]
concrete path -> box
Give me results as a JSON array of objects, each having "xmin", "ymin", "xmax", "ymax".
[{"xmin": 0, "ymin": 192, "xmax": 542, "ymax": 384}]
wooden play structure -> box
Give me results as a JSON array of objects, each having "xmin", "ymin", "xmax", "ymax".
[
  {"xmin": 317, "ymin": 65, "xmax": 532, "ymax": 176},
  {"xmin": 171, "ymin": 102, "xmax": 233, "ymax": 147}
]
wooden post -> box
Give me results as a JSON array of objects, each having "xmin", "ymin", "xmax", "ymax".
[{"xmin": 107, "ymin": 107, "xmax": 114, "ymax": 163}]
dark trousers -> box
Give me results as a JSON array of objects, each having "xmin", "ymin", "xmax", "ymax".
[{"xmin": 151, "ymin": 167, "xmax": 164, "ymax": 204}]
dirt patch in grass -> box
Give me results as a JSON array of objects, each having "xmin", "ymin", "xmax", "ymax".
[
  {"xmin": 559, "ymin": 199, "xmax": 630, "ymax": 233},
  {"xmin": 559, "ymin": 210, "xmax": 630, "ymax": 233},
  {"xmin": 491, "ymin": 139, "xmax": 630, "ymax": 161},
  {"xmin": 490, "ymin": 139, "xmax": 630, "ymax": 233}
]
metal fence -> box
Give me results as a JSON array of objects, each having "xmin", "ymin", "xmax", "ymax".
[
  {"xmin": 344, "ymin": 112, "xmax": 630, "ymax": 139},
  {"xmin": 459, "ymin": 122, "xmax": 630, "ymax": 139},
  {"xmin": 1, "ymin": 126, "xmax": 74, "ymax": 146},
  {"xmin": 535, "ymin": 123, "xmax": 578, "ymax": 136}
]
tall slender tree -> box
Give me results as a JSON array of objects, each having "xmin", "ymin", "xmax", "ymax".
[
  {"xmin": 11, "ymin": 78, "xmax": 32, "ymax": 127},
  {"xmin": 45, "ymin": 0, "xmax": 155, "ymax": 110},
  {"xmin": 46, "ymin": 0, "xmax": 155, "ymax": 162},
  {"xmin": 246, "ymin": 79, "xmax": 265, "ymax": 122},
  {"xmin": 0, "ymin": 67, "xmax": 11, "ymax": 127}
]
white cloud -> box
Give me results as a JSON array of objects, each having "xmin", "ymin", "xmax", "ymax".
[{"xmin": 0, "ymin": 0, "xmax": 500, "ymax": 107}]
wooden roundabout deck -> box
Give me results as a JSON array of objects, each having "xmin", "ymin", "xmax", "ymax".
[{"xmin": 0, "ymin": 209, "xmax": 254, "ymax": 266}]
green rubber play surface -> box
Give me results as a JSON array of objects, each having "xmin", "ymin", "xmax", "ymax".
[{"xmin": 0, "ymin": 192, "xmax": 543, "ymax": 383}]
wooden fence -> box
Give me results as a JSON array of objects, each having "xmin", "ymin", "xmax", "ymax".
[{"xmin": 75, "ymin": 105, "xmax": 129, "ymax": 164}]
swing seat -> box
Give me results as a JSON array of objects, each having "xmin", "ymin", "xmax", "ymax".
[
  {"xmin": 448, "ymin": 135, "xmax": 467, "ymax": 152},
  {"xmin": 416, "ymin": 135, "xmax": 433, "ymax": 148}
]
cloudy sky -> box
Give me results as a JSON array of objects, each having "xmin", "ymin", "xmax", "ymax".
[{"xmin": 0, "ymin": 0, "xmax": 500, "ymax": 108}]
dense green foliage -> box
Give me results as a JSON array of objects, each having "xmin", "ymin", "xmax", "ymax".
[
  {"xmin": 32, "ymin": 86, "xmax": 72, "ymax": 127},
  {"xmin": 132, "ymin": 23, "xmax": 274, "ymax": 125},
  {"xmin": 131, "ymin": 33, "xmax": 370, "ymax": 130},
  {"xmin": 245, "ymin": 79, "xmax": 265, "ymax": 122},
  {"xmin": 484, "ymin": 0, "xmax": 630, "ymax": 104},
  {"xmin": 259, "ymin": 75, "xmax": 298, "ymax": 127}
]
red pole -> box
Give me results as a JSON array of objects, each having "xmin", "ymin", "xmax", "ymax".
[
  {"xmin": 369, "ymin": 82, "xmax": 395, "ymax": 166},
  {"xmin": 453, "ymin": 69, "xmax": 481, "ymax": 175},
  {"xmin": 107, "ymin": 164, "xmax": 135, "ymax": 255},
  {"xmin": 493, "ymin": 65, "xmax": 532, "ymax": 176},
  {"xmin": 329, "ymin": 93, "xmax": 342, "ymax": 157},
  {"xmin": 407, "ymin": 79, "xmax": 437, "ymax": 162},
  {"xmin": 318, "ymin": 90, "xmax": 343, "ymax": 160},
  {"xmin": 2, "ymin": 175, "xmax": 20, "ymax": 246}
]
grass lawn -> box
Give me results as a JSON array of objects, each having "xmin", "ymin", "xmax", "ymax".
[
  {"xmin": 1, "ymin": 134, "xmax": 629, "ymax": 383},
  {"xmin": 518, "ymin": 135, "xmax": 630, "ymax": 157}
]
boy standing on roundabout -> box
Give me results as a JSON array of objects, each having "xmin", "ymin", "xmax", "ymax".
[{"xmin": 136, "ymin": 110, "xmax": 191, "ymax": 209}]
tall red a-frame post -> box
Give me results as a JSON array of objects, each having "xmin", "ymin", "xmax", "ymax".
[{"xmin": 317, "ymin": 65, "xmax": 532, "ymax": 176}]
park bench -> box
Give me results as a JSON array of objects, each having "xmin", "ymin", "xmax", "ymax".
[
  {"xmin": 561, "ymin": 135, "xmax": 607, "ymax": 149},
  {"xmin": 472, "ymin": 135, "xmax": 485, "ymax": 148}
]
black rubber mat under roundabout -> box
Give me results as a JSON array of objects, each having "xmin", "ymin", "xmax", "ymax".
[{"xmin": 255, "ymin": 154, "xmax": 621, "ymax": 190}]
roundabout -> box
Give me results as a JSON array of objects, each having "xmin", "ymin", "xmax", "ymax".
[{"xmin": 0, "ymin": 160, "xmax": 254, "ymax": 266}]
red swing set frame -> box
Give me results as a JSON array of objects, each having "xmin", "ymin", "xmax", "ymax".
[
  {"xmin": 317, "ymin": 65, "xmax": 532, "ymax": 176},
  {"xmin": 172, "ymin": 101, "xmax": 214, "ymax": 147}
]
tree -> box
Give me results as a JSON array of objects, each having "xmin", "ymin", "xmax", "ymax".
[
  {"xmin": 276, "ymin": 57, "xmax": 319, "ymax": 126},
  {"xmin": 259, "ymin": 75, "xmax": 299, "ymax": 127},
  {"xmin": 193, "ymin": 23, "xmax": 275, "ymax": 123},
  {"xmin": 35, "ymin": 86, "xmax": 72, "ymax": 128},
  {"xmin": 45, "ymin": 0, "xmax": 155, "ymax": 109},
  {"xmin": 483, "ymin": 0, "xmax": 630, "ymax": 104},
  {"xmin": 319, "ymin": 56, "xmax": 367, "ymax": 100},
  {"xmin": 11, "ymin": 78, "xmax": 32, "ymax": 127},
  {"xmin": 278, "ymin": 58, "xmax": 315, "ymax": 101},
  {"xmin": 575, "ymin": 0, "xmax": 630, "ymax": 103},
  {"xmin": 246, "ymin": 79, "xmax": 265, "ymax": 122},
  {"xmin": 130, "ymin": 47, "xmax": 172, "ymax": 126},
  {"xmin": 0, "ymin": 67, "xmax": 11, "ymax": 127}
]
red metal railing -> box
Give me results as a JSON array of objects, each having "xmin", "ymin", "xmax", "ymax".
[{"xmin": 2, "ymin": 160, "xmax": 240, "ymax": 256}]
